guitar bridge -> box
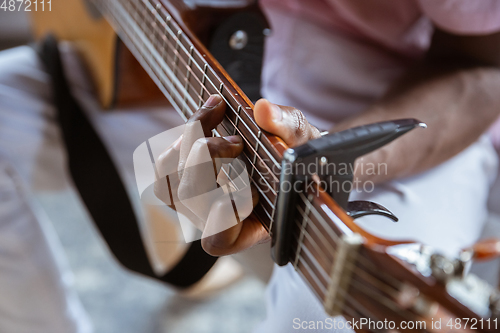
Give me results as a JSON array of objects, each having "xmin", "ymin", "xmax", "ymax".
[{"xmin": 324, "ymin": 233, "xmax": 363, "ymax": 316}]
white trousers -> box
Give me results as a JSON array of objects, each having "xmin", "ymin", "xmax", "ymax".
[{"xmin": 0, "ymin": 45, "xmax": 185, "ymax": 332}]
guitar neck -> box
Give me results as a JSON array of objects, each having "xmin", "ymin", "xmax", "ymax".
[{"xmin": 96, "ymin": 0, "xmax": 284, "ymax": 232}]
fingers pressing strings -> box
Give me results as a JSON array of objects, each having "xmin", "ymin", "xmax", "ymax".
[{"xmin": 254, "ymin": 99, "xmax": 322, "ymax": 147}]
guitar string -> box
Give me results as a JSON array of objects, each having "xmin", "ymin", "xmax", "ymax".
[
  {"xmin": 294, "ymin": 257, "xmax": 388, "ymax": 333},
  {"xmin": 141, "ymin": 0, "xmax": 281, "ymax": 169},
  {"xmin": 100, "ymin": 0, "xmax": 278, "ymax": 224},
  {"xmin": 297, "ymin": 263, "xmax": 388, "ymax": 333},
  {"xmin": 98, "ymin": 0, "xmax": 423, "ymax": 323}
]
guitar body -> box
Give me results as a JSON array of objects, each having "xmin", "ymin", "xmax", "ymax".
[{"xmin": 31, "ymin": 0, "xmax": 118, "ymax": 107}]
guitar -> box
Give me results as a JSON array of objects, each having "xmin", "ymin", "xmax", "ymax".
[{"xmin": 31, "ymin": 1, "xmax": 500, "ymax": 331}]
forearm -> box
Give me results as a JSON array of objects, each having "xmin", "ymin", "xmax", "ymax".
[{"xmin": 332, "ymin": 66, "xmax": 500, "ymax": 184}]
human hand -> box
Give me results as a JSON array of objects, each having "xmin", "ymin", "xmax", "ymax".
[{"xmin": 155, "ymin": 95, "xmax": 320, "ymax": 256}]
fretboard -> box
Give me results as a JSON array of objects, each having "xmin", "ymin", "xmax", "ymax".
[{"xmin": 96, "ymin": 0, "xmax": 284, "ymax": 232}]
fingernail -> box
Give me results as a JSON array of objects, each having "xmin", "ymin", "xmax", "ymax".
[
  {"xmin": 270, "ymin": 103, "xmax": 282, "ymax": 122},
  {"xmin": 172, "ymin": 135, "xmax": 182, "ymax": 150},
  {"xmin": 224, "ymin": 135, "xmax": 242, "ymax": 144},
  {"xmin": 203, "ymin": 95, "xmax": 222, "ymax": 109}
]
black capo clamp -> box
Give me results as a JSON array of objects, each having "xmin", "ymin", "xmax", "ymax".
[{"xmin": 271, "ymin": 119, "xmax": 426, "ymax": 266}]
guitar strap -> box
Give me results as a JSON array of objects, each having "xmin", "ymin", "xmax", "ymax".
[{"xmin": 37, "ymin": 35, "xmax": 217, "ymax": 288}]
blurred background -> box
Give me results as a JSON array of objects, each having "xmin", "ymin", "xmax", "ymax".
[
  {"xmin": 2, "ymin": 7, "xmax": 500, "ymax": 333},
  {"xmin": 0, "ymin": 10, "xmax": 267, "ymax": 333}
]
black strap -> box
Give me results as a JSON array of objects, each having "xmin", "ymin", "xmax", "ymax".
[{"xmin": 38, "ymin": 35, "xmax": 217, "ymax": 288}]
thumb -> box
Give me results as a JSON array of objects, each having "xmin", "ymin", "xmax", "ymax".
[{"xmin": 254, "ymin": 99, "xmax": 321, "ymax": 147}]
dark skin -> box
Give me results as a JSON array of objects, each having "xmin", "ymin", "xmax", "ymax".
[{"xmin": 156, "ymin": 28, "xmax": 500, "ymax": 256}]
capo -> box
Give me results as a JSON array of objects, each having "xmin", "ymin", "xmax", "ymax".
[{"xmin": 272, "ymin": 119, "xmax": 426, "ymax": 266}]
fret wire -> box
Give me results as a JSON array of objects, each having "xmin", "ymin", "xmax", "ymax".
[
  {"xmin": 139, "ymin": 0, "xmax": 282, "ymax": 170},
  {"xmin": 209, "ymin": 102, "xmax": 280, "ymax": 191},
  {"xmin": 251, "ymin": 130, "xmax": 261, "ymax": 178},
  {"xmin": 214, "ymin": 123, "xmax": 276, "ymax": 209},
  {"xmin": 118, "ymin": 0, "xmax": 200, "ymax": 113},
  {"xmin": 101, "ymin": 0, "xmax": 189, "ymax": 121},
  {"xmin": 181, "ymin": 46, "xmax": 194, "ymax": 117},
  {"xmin": 216, "ymin": 122, "xmax": 278, "ymax": 203},
  {"xmin": 200, "ymin": 64, "xmax": 208, "ymax": 108},
  {"xmin": 212, "ymin": 128, "xmax": 276, "ymax": 224},
  {"xmin": 213, "ymin": 122, "xmax": 277, "ymax": 215},
  {"xmin": 134, "ymin": 2, "xmax": 282, "ymax": 186},
  {"xmin": 298, "ymin": 194, "xmax": 340, "ymax": 243},
  {"xmin": 217, "ymin": 163, "xmax": 242, "ymax": 195},
  {"xmin": 172, "ymin": 29, "xmax": 181, "ymax": 84},
  {"xmin": 234, "ymin": 105, "xmax": 241, "ymax": 135},
  {"xmin": 294, "ymin": 237, "xmax": 330, "ymax": 284},
  {"xmin": 211, "ymin": 110, "xmax": 278, "ymax": 196},
  {"xmin": 296, "ymin": 205, "xmax": 336, "ymax": 255}
]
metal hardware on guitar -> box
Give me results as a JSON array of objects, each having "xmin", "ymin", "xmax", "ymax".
[
  {"xmin": 389, "ymin": 243, "xmax": 500, "ymax": 321},
  {"xmin": 272, "ymin": 118, "xmax": 426, "ymax": 266}
]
